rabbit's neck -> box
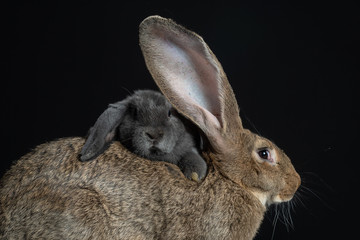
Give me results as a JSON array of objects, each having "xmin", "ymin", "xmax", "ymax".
[
  {"xmin": 188, "ymin": 168, "xmax": 265, "ymax": 239},
  {"xmin": 194, "ymin": 152, "xmax": 266, "ymax": 239}
]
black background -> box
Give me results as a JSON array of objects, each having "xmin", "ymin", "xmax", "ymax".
[{"xmin": 2, "ymin": 1, "xmax": 358, "ymax": 239}]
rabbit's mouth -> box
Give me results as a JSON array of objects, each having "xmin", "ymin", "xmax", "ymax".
[
  {"xmin": 251, "ymin": 191, "xmax": 296, "ymax": 207},
  {"xmin": 149, "ymin": 146, "xmax": 167, "ymax": 156},
  {"xmin": 272, "ymin": 194, "xmax": 293, "ymax": 204}
]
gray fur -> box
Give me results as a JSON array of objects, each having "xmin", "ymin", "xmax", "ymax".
[{"xmin": 80, "ymin": 90, "xmax": 207, "ymax": 180}]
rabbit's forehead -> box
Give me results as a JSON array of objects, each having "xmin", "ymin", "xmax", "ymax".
[
  {"xmin": 241, "ymin": 131, "xmax": 274, "ymax": 150},
  {"xmin": 142, "ymin": 99, "xmax": 171, "ymax": 112},
  {"xmin": 136, "ymin": 99, "xmax": 172, "ymax": 119},
  {"xmin": 253, "ymin": 136, "xmax": 275, "ymax": 149},
  {"xmin": 134, "ymin": 94, "xmax": 169, "ymax": 109}
]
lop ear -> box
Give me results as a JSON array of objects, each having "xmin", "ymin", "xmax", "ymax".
[
  {"xmin": 80, "ymin": 100, "xmax": 129, "ymax": 161},
  {"xmin": 139, "ymin": 16, "xmax": 243, "ymax": 152}
]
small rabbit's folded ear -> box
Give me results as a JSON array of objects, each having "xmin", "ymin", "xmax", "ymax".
[
  {"xmin": 139, "ymin": 16, "xmax": 243, "ymax": 152},
  {"xmin": 80, "ymin": 100, "xmax": 128, "ymax": 161}
]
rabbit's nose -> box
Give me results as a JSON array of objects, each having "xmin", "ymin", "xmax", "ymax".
[{"xmin": 145, "ymin": 131, "xmax": 164, "ymax": 141}]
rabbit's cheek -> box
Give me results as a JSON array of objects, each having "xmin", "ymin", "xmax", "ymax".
[
  {"xmin": 132, "ymin": 131, "xmax": 153, "ymax": 156},
  {"xmin": 247, "ymin": 174, "xmax": 281, "ymax": 206},
  {"xmin": 242, "ymin": 168, "xmax": 273, "ymax": 193},
  {"xmin": 156, "ymin": 134, "xmax": 176, "ymax": 153}
]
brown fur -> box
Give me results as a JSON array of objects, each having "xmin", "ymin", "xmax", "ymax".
[
  {"xmin": 0, "ymin": 16, "xmax": 300, "ymax": 239},
  {"xmin": 0, "ymin": 138, "xmax": 265, "ymax": 239}
]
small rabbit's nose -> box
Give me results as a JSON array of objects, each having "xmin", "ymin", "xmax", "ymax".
[{"xmin": 145, "ymin": 131, "xmax": 163, "ymax": 141}]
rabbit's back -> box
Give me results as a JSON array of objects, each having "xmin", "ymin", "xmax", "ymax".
[
  {"xmin": 0, "ymin": 138, "xmax": 106, "ymax": 238},
  {"xmin": 0, "ymin": 138, "xmax": 264, "ymax": 239},
  {"xmin": 0, "ymin": 137, "xmax": 185, "ymax": 239}
]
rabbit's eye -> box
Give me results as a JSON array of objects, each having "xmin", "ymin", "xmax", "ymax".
[
  {"xmin": 168, "ymin": 110, "xmax": 172, "ymax": 117},
  {"xmin": 255, "ymin": 148, "xmax": 276, "ymax": 165},
  {"xmin": 128, "ymin": 104, "xmax": 137, "ymax": 118},
  {"xmin": 258, "ymin": 150, "xmax": 271, "ymax": 160}
]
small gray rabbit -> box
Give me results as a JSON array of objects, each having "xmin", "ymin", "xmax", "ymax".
[{"xmin": 80, "ymin": 89, "xmax": 207, "ymax": 181}]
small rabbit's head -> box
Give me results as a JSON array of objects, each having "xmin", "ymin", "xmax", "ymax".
[
  {"xmin": 80, "ymin": 90, "xmax": 194, "ymax": 163},
  {"xmin": 139, "ymin": 16, "xmax": 301, "ymax": 206},
  {"xmin": 117, "ymin": 90, "xmax": 190, "ymax": 162}
]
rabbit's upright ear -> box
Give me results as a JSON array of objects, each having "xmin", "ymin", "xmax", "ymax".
[
  {"xmin": 80, "ymin": 100, "xmax": 128, "ymax": 161},
  {"xmin": 139, "ymin": 16, "xmax": 243, "ymax": 152}
]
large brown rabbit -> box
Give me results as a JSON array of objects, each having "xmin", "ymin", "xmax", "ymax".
[{"xmin": 0, "ymin": 16, "xmax": 301, "ymax": 239}]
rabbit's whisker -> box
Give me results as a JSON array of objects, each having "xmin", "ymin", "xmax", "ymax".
[
  {"xmin": 270, "ymin": 205, "xmax": 279, "ymax": 240},
  {"xmin": 241, "ymin": 111, "xmax": 262, "ymax": 136},
  {"xmin": 121, "ymin": 86, "xmax": 134, "ymax": 95},
  {"xmin": 299, "ymin": 172, "xmax": 336, "ymax": 212},
  {"xmin": 268, "ymin": 195, "xmax": 298, "ymax": 240},
  {"xmin": 300, "ymin": 185, "xmax": 335, "ymax": 212},
  {"xmin": 300, "ymin": 172, "xmax": 335, "ymax": 192},
  {"xmin": 288, "ymin": 201, "xmax": 295, "ymax": 229}
]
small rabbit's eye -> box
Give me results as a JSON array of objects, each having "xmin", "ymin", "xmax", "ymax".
[
  {"xmin": 258, "ymin": 150, "xmax": 271, "ymax": 160},
  {"xmin": 168, "ymin": 110, "xmax": 172, "ymax": 117},
  {"xmin": 128, "ymin": 104, "xmax": 137, "ymax": 118}
]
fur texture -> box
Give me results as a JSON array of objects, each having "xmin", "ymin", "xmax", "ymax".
[
  {"xmin": 1, "ymin": 138, "xmax": 265, "ymax": 239},
  {"xmin": 0, "ymin": 16, "xmax": 301, "ymax": 239}
]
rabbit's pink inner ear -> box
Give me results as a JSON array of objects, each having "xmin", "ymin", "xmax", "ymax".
[
  {"xmin": 140, "ymin": 16, "xmax": 224, "ymax": 133},
  {"xmin": 161, "ymin": 43, "xmax": 223, "ymax": 129}
]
